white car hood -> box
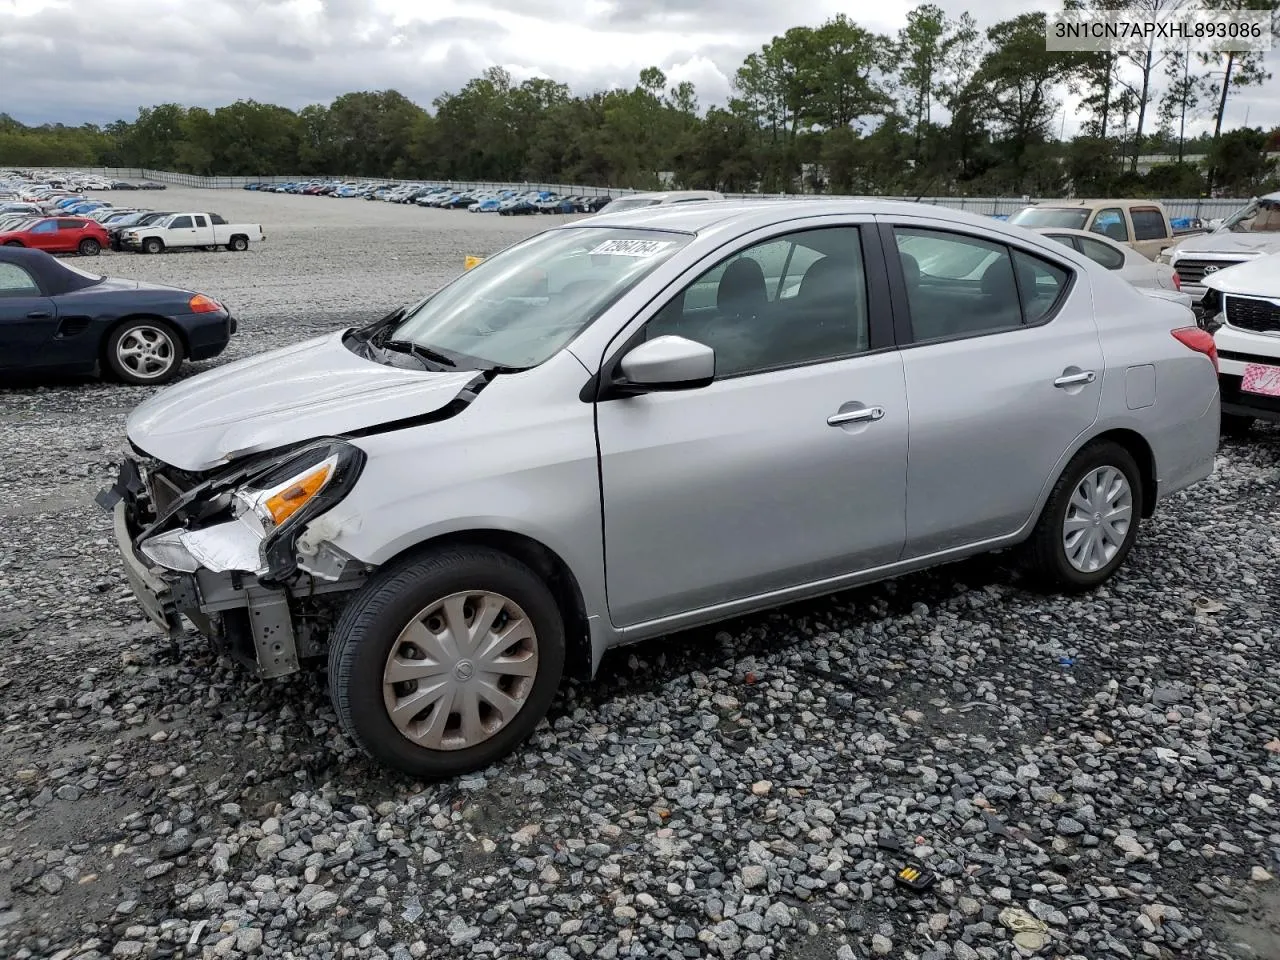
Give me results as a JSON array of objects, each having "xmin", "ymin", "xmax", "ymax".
[
  {"xmin": 1200, "ymin": 252, "xmax": 1280, "ymax": 296},
  {"xmin": 1170, "ymin": 230, "xmax": 1280, "ymax": 256},
  {"xmin": 126, "ymin": 331, "xmax": 480, "ymax": 471}
]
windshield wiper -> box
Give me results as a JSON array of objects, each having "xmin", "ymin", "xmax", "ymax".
[{"xmin": 383, "ymin": 339, "xmax": 457, "ymax": 368}]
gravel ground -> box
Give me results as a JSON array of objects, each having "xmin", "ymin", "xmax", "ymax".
[{"xmin": 1, "ymin": 188, "xmax": 1279, "ymax": 960}]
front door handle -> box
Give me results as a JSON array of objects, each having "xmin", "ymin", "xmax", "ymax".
[
  {"xmin": 828, "ymin": 406, "xmax": 885, "ymax": 426},
  {"xmin": 1054, "ymin": 370, "xmax": 1096, "ymax": 388},
  {"xmin": 26, "ymin": 311, "xmax": 52, "ymax": 320}
]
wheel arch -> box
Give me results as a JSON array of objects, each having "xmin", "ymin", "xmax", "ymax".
[
  {"xmin": 1082, "ymin": 427, "xmax": 1158, "ymax": 518},
  {"xmin": 374, "ymin": 529, "xmax": 594, "ymax": 680}
]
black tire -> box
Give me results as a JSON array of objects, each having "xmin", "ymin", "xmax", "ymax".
[
  {"xmin": 1221, "ymin": 412, "xmax": 1254, "ymax": 439},
  {"xmin": 1025, "ymin": 440, "xmax": 1143, "ymax": 592},
  {"xmin": 78, "ymin": 238, "xmax": 101, "ymax": 256},
  {"xmin": 228, "ymin": 235, "xmax": 248, "ymax": 252},
  {"xmin": 3, "ymin": 240, "xmax": 22, "ymax": 246},
  {"xmin": 142, "ymin": 237, "xmax": 164, "ymax": 255},
  {"xmin": 104, "ymin": 319, "xmax": 185, "ymax": 385},
  {"xmin": 328, "ymin": 546, "xmax": 566, "ymax": 779}
]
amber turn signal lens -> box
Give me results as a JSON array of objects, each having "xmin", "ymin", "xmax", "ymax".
[
  {"xmin": 264, "ymin": 463, "xmax": 333, "ymax": 525},
  {"xmin": 189, "ymin": 294, "xmax": 221, "ymax": 313}
]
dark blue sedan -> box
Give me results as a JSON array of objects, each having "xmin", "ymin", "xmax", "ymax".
[{"xmin": 0, "ymin": 247, "xmax": 236, "ymax": 385}]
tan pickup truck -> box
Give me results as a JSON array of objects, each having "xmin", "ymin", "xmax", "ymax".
[{"xmin": 1006, "ymin": 199, "xmax": 1207, "ymax": 260}]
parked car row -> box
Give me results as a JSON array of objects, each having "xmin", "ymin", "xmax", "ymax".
[
  {"xmin": 3, "ymin": 169, "xmax": 166, "ymax": 193},
  {"xmin": 245, "ymin": 179, "xmax": 618, "ymax": 214}
]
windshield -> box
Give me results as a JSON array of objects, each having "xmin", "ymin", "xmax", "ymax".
[
  {"xmin": 388, "ymin": 227, "xmax": 691, "ymax": 369},
  {"xmin": 1221, "ymin": 198, "xmax": 1280, "ymax": 233},
  {"xmin": 1007, "ymin": 207, "xmax": 1091, "ymax": 229}
]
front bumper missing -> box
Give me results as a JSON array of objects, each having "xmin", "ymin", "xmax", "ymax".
[{"xmin": 110, "ymin": 497, "xmax": 304, "ymax": 678}]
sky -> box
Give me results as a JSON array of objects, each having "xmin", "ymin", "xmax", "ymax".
[{"xmin": 2, "ymin": 0, "xmax": 1278, "ymax": 139}]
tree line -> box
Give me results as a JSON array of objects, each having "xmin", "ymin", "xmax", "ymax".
[{"xmin": 3, "ymin": 3, "xmax": 1279, "ymax": 198}]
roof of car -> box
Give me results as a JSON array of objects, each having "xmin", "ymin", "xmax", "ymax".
[
  {"xmin": 0, "ymin": 245, "xmax": 101, "ymax": 295},
  {"xmin": 577, "ymin": 196, "xmax": 1027, "ymax": 235},
  {"xmin": 1021, "ymin": 199, "xmax": 1167, "ymax": 209}
]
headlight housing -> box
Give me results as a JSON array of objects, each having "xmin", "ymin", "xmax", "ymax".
[
  {"xmin": 235, "ymin": 439, "xmax": 366, "ymax": 579},
  {"xmin": 1155, "ymin": 250, "xmax": 1172, "ymax": 265}
]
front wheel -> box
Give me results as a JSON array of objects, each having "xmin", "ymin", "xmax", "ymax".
[
  {"xmin": 1025, "ymin": 441, "xmax": 1143, "ymax": 592},
  {"xmin": 328, "ymin": 546, "xmax": 566, "ymax": 778},
  {"xmin": 142, "ymin": 238, "xmax": 164, "ymax": 255}
]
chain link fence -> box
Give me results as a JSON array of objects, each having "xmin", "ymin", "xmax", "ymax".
[{"xmin": 23, "ymin": 167, "xmax": 1250, "ymax": 220}]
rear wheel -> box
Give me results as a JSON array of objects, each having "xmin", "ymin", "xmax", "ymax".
[
  {"xmin": 78, "ymin": 238, "xmax": 101, "ymax": 256},
  {"xmin": 1221, "ymin": 413, "xmax": 1254, "ymax": 438},
  {"xmin": 105, "ymin": 319, "xmax": 185, "ymax": 385},
  {"xmin": 3, "ymin": 241, "xmax": 21, "ymax": 246},
  {"xmin": 328, "ymin": 546, "xmax": 565, "ymax": 779},
  {"xmin": 1025, "ymin": 441, "xmax": 1143, "ymax": 591},
  {"xmin": 228, "ymin": 235, "xmax": 248, "ymax": 252}
]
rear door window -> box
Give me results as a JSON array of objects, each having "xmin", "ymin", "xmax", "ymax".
[
  {"xmin": 1076, "ymin": 236, "xmax": 1126, "ymax": 270},
  {"xmin": 1130, "ymin": 207, "xmax": 1166, "ymax": 241}
]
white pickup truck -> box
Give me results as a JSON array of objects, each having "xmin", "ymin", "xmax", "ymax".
[{"xmin": 119, "ymin": 212, "xmax": 265, "ymax": 254}]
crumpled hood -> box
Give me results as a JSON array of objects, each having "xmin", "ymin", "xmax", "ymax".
[
  {"xmin": 126, "ymin": 331, "xmax": 480, "ymax": 471},
  {"xmin": 1201, "ymin": 251, "xmax": 1280, "ymax": 296},
  {"xmin": 1169, "ymin": 231, "xmax": 1280, "ymax": 256}
]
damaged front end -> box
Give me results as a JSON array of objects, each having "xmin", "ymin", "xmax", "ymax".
[{"xmin": 98, "ymin": 438, "xmax": 370, "ymax": 678}]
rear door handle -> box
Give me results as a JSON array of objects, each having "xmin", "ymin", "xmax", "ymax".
[
  {"xmin": 26, "ymin": 311, "xmax": 52, "ymax": 320},
  {"xmin": 1054, "ymin": 370, "xmax": 1096, "ymax": 387},
  {"xmin": 828, "ymin": 406, "xmax": 885, "ymax": 426}
]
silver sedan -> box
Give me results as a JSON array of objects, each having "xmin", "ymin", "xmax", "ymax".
[{"xmin": 107, "ymin": 199, "xmax": 1222, "ymax": 778}]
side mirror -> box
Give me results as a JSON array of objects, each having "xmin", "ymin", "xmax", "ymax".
[{"xmin": 613, "ymin": 335, "xmax": 715, "ymax": 394}]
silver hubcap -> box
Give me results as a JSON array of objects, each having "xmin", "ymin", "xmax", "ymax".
[
  {"xmin": 382, "ymin": 591, "xmax": 538, "ymax": 751},
  {"xmin": 116, "ymin": 326, "xmax": 175, "ymax": 379},
  {"xmin": 1062, "ymin": 466, "xmax": 1133, "ymax": 573}
]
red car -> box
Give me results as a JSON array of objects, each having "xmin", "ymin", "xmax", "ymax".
[{"xmin": 0, "ymin": 217, "xmax": 109, "ymax": 256}]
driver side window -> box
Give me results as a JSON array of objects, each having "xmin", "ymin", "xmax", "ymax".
[
  {"xmin": 642, "ymin": 227, "xmax": 870, "ymax": 379},
  {"xmin": 1091, "ymin": 208, "xmax": 1129, "ymax": 243}
]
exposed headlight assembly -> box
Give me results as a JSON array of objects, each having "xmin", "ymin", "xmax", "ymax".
[
  {"xmin": 234, "ymin": 439, "xmax": 366, "ymax": 581},
  {"xmin": 138, "ymin": 439, "xmax": 365, "ymax": 582}
]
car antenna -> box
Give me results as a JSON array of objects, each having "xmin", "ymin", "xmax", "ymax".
[{"xmin": 913, "ymin": 177, "xmax": 938, "ymax": 204}]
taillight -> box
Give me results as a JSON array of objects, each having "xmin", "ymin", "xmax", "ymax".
[
  {"xmin": 1172, "ymin": 325, "xmax": 1218, "ymax": 373},
  {"xmin": 1171, "ymin": 272, "xmax": 1181, "ymax": 291},
  {"xmin": 189, "ymin": 294, "xmax": 220, "ymax": 314}
]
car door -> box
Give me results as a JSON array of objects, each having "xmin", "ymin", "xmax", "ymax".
[
  {"xmin": 23, "ymin": 220, "xmax": 59, "ymax": 251},
  {"xmin": 56, "ymin": 218, "xmax": 89, "ymax": 252},
  {"xmin": 167, "ymin": 214, "xmax": 195, "ymax": 245},
  {"xmin": 191, "ymin": 214, "xmax": 214, "ymax": 245},
  {"xmin": 594, "ymin": 221, "xmax": 909, "ymax": 628},
  {"xmin": 0, "ymin": 260, "xmax": 58, "ymax": 370},
  {"xmin": 881, "ymin": 217, "xmax": 1104, "ymax": 557}
]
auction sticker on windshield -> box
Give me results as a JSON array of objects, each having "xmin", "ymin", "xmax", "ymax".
[
  {"xmin": 1241, "ymin": 362, "xmax": 1280, "ymax": 397},
  {"xmin": 589, "ymin": 238, "xmax": 675, "ymax": 257}
]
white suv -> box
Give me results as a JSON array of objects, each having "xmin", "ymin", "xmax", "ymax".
[{"xmin": 1198, "ymin": 253, "xmax": 1280, "ymax": 436}]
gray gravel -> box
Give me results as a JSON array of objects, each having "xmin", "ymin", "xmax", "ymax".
[{"xmin": 2, "ymin": 188, "xmax": 1279, "ymax": 960}]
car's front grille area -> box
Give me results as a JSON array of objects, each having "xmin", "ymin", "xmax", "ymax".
[
  {"xmin": 1225, "ymin": 295, "xmax": 1280, "ymax": 334},
  {"xmin": 1175, "ymin": 259, "xmax": 1246, "ymax": 284}
]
